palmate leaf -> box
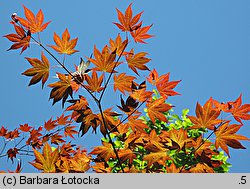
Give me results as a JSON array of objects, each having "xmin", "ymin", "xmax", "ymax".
[
  {"xmin": 188, "ymin": 98, "xmax": 223, "ymax": 130},
  {"xmin": 215, "ymin": 121, "xmax": 250, "ymax": 157},
  {"xmin": 114, "ymin": 73, "xmax": 136, "ymax": 94},
  {"xmin": 131, "ymin": 24, "xmax": 154, "ymax": 44},
  {"xmin": 169, "ymin": 128, "xmax": 194, "ymax": 150},
  {"xmin": 143, "ymin": 151, "xmax": 171, "ymax": 167},
  {"xmin": 48, "ymin": 73, "xmax": 73, "ymax": 107},
  {"xmin": 147, "ymin": 69, "xmax": 181, "ymax": 99},
  {"xmin": 125, "ymin": 48, "xmax": 150, "ymax": 75},
  {"xmin": 4, "ymin": 22, "xmax": 31, "ymax": 54},
  {"xmin": 17, "ymin": 5, "xmax": 51, "ymax": 33},
  {"xmin": 189, "ymin": 163, "xmax": 214, "ymax": 173},
  {"xmin": 22, "ymin": 51, "xmax": 50, "ymax": 88},
  {"xmin": 113, "ymin": 3, "xmax": 143, "ymax": 32},
  {"xmin": 109, "ymin": 34, "xmax": 128, "ymax": 56},
  {"xmin": 118, "ymin": 149, "xmax": 136, "ymax": 165},
  {"xmin": 30, "ymin": 142, "xmax": 59, "ymax": 173},
  {"xmin": 90, "ymin": 142, "xmax": 116, "ymax": 162},
  {"xmin": 49, "ymin": 28, "xmax": 78, "ymax": 55},
  {"xmin": 226, "ymin": 94, "xmax": 250, "ymax": 124},
  {"xmin": 69, "ymin": 153, "xmax": 91, "ymax": 172},
  {"xmin": 89, "ymin": 45, "xmax": 118, "ymax": 73},
  {"xmin": 85, "ymin": 70, "xmax": 104, "ymax": 93},
  {"xmin": 146, "ymin": 98, "xmax": 172, "ymax": 123}
]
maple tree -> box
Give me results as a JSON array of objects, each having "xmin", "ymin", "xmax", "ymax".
[{"xmin": 1, "ymin": 3, "xmax": 250, "ymax": 173}]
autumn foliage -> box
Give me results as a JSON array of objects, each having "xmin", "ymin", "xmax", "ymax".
[{"xmin": 1, "ymin": 4, "xmax": 250, "ymax": 173}]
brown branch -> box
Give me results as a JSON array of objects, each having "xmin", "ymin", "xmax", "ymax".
[{"xmin": 97, "ymin": 102, "xmax": 124, "ymax": 173}]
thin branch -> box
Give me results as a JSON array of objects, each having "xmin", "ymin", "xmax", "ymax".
[
  {"xmin": 99, "ymin": 41, "xmax": 128, "ymax": 102},
  {"xmin": 97, "ymin": 101, "xmax": 124, "ymax": 173},
  {"xmin": 15, "ymin": 21, "xmax": 99, "ymax": 103}
]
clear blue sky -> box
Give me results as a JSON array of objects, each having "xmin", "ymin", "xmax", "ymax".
[{"xmin": 1, "ymin": 0, "xmax": 250, "ymax": 172}]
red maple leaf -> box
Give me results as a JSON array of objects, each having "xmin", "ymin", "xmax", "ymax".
[
  {"xmin": 113, "ymin": 3, "xmax": 143, "ymax": 32},
  {"xmin": 22, "ymin": 51, "xmax": 50, "ymax": 88},
  {"xmin": 225, "ymin": 94, "xmax": 250, "ymax": 124},
  {"xmin": 16, "ymin": 5, "xmax": 51, "ymax": 33},
  {"xmin": 49, "ymin": 29, "xmax": 78, "ymax": 55},
  {"xmin": 4, "ymin": 22, "xmax": 31, "ymax": 54},
  {"xmin": 188, "ymin": 99, "xmax": 222, "ymax": 130},
  {"xmin": 131, "ymin": 24, "xmax": 154, "ymax": 44},
  {"xmin": 146, "ymin": 98, "xmax": 172, "ymax": 123},
  {"xmin": 89, "ymin": 45, "xmax": 118, "ymax": 73},
  {"xmin": 215, "ymin": 121, "xmax": 250, "ymax": 157}
]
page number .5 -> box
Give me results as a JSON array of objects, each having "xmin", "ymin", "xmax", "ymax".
[{"xmin": 240, "ymin": 176, "xmax": 247, "ymax": 184}]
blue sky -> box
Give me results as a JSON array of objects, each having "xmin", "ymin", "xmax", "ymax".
[{"xmin": 1, "ymin": 0, "xmax": 250, "ymax": 172}]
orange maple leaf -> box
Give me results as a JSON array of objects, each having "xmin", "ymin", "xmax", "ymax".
[
  {"xmin": 48, "ymin": 73, "xmax": 73, "ymax": 106},
  {"xmin": 56, "ymin": 114, "xmax": 71, "ymax": 125},
  {"xmin": 143, "ymin": 151, "xmax": 171, "ymax": 167},
  {"xmin": 130, "ymin": 88, "xmax": 153, "ymax": 102},
  {"xmin": 5, "ymin": 129, "xmax": 20, "ymax": 140},
  {"xmin": 79, "ymin": 109, "xmax": 100, "ymax": 136},
  {"xmin": 92, "ymin": 162, "xmax": 112, "ymax": 173},
  {"xmin": 188, "ymin": 99, "xmax": 222, "ymax": 130},
  {"xmin": 125, "ymin": 48, "xmax": 150, "ymax": 75},
  {"xmin": 90, "ymin": 142, "xmax": 116, "ymax": 162},
  {"xmin": 169, "ymin": 128, "xmax": 194, "ymax": 150},
  {"xmin": 156, "ymin": 73, "xmax": 181, "ymax": 99},
  {"xmin": 4, "ymin": 22, "xmax": 31, "ymax": 54},
  {"xmin": 146, "ymin": 98, "xmax": 172, "ymax": 123},
  {"xmin": 49, "ymin": 28, "xmax": 78, "ymax": 55},
  {"xmin": 165, "ymin": 163, "xmax": 180, "ymax": 173},
  {"xmin": 215, "ymin": 121, "xmax": 250, "ymax": 157},
  {"xmin": 89, "ymin": 45, "xmax": 118, "ymax": 73},
  {"xmin": 225, "ymin": 94, "xmax": 250, "ymax": 124},
  {"xmin": 144, "ymin": 129, "xmax": 166, "ymax": 152},
  {"xmin": 147, "ymin": 68, "xmax": 159, "ymax": 85},
  {"xmin": 148, "ymin": 70, "xmax": 181, "ymax": 99},
  {"xmin": 130, "ymin": 81, "xmax": 153, "ymax": 102},
  {"xmin": 51, "ymin": 133, "xmax": 65, "ymax": 145},
  {"xmin": 19, "ymin": 124, "xmax": 32, "ymax": 132},
  {"xmin": 70, "ymin": 153, "xmax": 91, "ymax": 173},
  {"xmin": 193, "ymin": 136, "xmax": 213, "ymax": 157},
  {"xmin": 64, "ymin": 126, "xmax": 78, "ymax": 139},
  {"xmin": 44, "ymin": 118, "xmax": 57, "ymax": 131},
  {"xmin": 114, "ymin": 73, "xmax": 136, "ymax": 94},
  {"xmin": 30, "ymin": 142, "xmax": 59, "ymax": 173},
  {"xmin": 66, "ymin": 96, "xmax": 89, "ymax": 112},
  {"xmin": 113, "ymin": 3, "xmax": 143, "ymax": 32},
  {"xmin": 85, "ymin": 70, "xmax": 104, "ymax": 93},
  {"xmin": 22, "ymin": 51, "xmax": 50, "ymax": 88},
  {"xmin": 118, "ymin": 149, "xmax": 136, "ymax": 165},
  {"xmin": 189, "ymin": 163, "xmax": 214, "ymax": 173},
  {"xmin": 131, "ymin": 24, "xmax": 153, "ymax": 44},
  {"xmin": 109, "ymin": 34, "xmax": 128, "ymax": 56},
  {"xmin": 17, "ymin": 5, "xmax": 51, "ymax": 33},
  {"xmin": 7, "ymin": 148, "xmax": 19, "ymax": 162},
  {"xmin": 0, "ymin": 126, "xmax": 8, "ymax": 137},
  {"xmin": 126, "ymin": 115, "xmax": 148, "ymax": 133}
]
